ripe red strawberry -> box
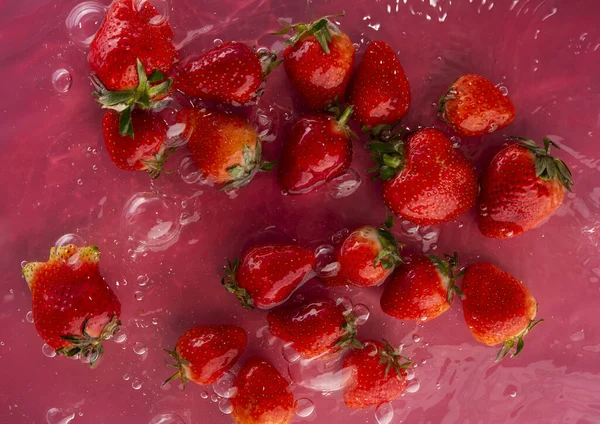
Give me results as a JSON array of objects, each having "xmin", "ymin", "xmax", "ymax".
[
  {"xmin": 278, "ymin": 107, "xmax": 354, "ymax": 194},
  {"xmin": 102, "ymin": 109, "xmax": 173, "ymax": 178},
  {"xmin": 348, "ymin": 40, "xmax": 411, "ymax": 128},
  {"xmin": 22, "ymin": 244, "xmax": 121, "ymax": 366},
  {"xmin": 323, "ymin": 218, "xmax": 402, "ymax": 287},
  {"xmin": 222, "ymin": 244, "xmax": 316, "ymax": 309},
  {"xmin": 89, "ymin": 0, "xmax": 178, "ymax": 136},
  {"xmin": 380, "ymin": 252, "xmax": 463, "ymax": 321},
  {"xmin": 438, "ymin": 74, "xmax": 516, "ymax": 137},
  {"xmin": 174, "ymin": 41, "xmax": 276, "ymax": 105},
  {"xmin": 369, "ymin": 127, "xmax": 478, "ymax": 225},
  {"xmin": 230, "ymin": 356, "xmax": 294, "ymax": 424},
  {"xmin": 462, "ymin": 263, "xmax": 543, "ymax": 360},
  {"xmin": 479, "ymin": 137, "xmax": 573, "ymax": 239},
  {"xmin": 267, "ymin": 298, "xmax": 362, "ymax": 359},
  {"xmin": 277, "ymin": 16, "xmax": 355, "ymax": 110},
  {"xmin": 163, "ymin": 325, "xmax": 247, "ymax": 386},
  {"xmin": 343, "ymin": 339, "xmax": 412, "ymax": 409},
  {"xmin": 178, "ymin": 108, "xmax": 274, "ymax": 189}
]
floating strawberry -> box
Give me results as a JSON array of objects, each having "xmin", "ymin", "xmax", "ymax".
[
  {"xmin": 348, "ymin": 40, "xmax": 410, "ymax": 129},
  {"xmin": 438, "ymin": 74, "xmax": 516, "ymax": 137},
  {"xmin": 163, "ymin": 325, "xmax": 247, "ymax": 386},
  {"xmin": 222, "ymin": 244, "xmax": 315, "ymax": 309},
  {"xmin": 178, "ymin": 108, "xmax": 274, "ymax": 189},
  {"xmin": 369, "ymin": 127, "xmax": 478, "ymax": 225},
  {"xmin": 479, "ymin": 137, "xmax": 573, "ymax": 239},
  {"xmin": 276, "ymin": 16, "xmax": 355, "ymax": 110},
  {"xmin": 230, "ymin": 356, "xmax": 294, "ymax": 424},
  {"xmin": 174, "ymin": 41, "xmax": 277, "ymax": 105},
  {"xmin": 343, "ymin": 339, "xmax": 412, "ymax": 409},
  {"xmin": 380, "ymin": 252, "xmax": 463, "ymax": 321},
  {"xmin": 89, "ymin": 0, "xmax": 178, "ymax": 136},
  {"xmin": 267, "ymin": 298, "xmax": 362, "ymax": 359},
  {"xmin": 278, "ymin": 107, "xmax": 354, "ymax": 194},
  {"xmin": 462, "ymin": 263, "xmax": 543, "ymax": 360},
  {"xmin": 22, "ymin": 244, "xmax": 121, "ymax": 366}
]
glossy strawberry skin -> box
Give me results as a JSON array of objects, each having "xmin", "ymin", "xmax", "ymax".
[
  {"xmin": 349, "ymin": 40, "xmax": 410, "ymax": 128},
  {"xmin": 440, "ymin": 74, "xmax": 515, "ymax": 137},
  {"xmin": 230, "ymin": 356, "xmax": 294, "ymax": 424},
  {"xmin": 383, "ymin": 128, "xmax": 478, "ymax": 225},
  {"xmin": 174, "ymin": 42, "xmax": 264, "ymax": 104}
]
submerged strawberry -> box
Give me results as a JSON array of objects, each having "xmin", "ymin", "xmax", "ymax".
[{"xmin": 22, "ymin": 244, "xmax": 121, "ymax": 366}]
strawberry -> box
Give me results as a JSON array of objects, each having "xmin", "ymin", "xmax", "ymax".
[
  {"xmin": 462, "ymin": 263, "xmax": 543, "ymax": 360},
  {"xmin": 380, "ymin": 252, "xmax": 463, "ymax": 321},
  {"xmin": 174, "ymin": 41, "xmax": 277, "ymax": 105},
  {"xmin": 343, "ymin": 339, "xmax": 412, "ymax": 409},
  {"xmin": 89, "ymin": 0, "xmax": 178, "ymax": 136},
  {"xmin": 348, "ymin": 40, "xmax": 411, "ymax": 129},
  {"xmin": 230, "ymin": 356, "xmax": 294, "ymax": 424},
  {"xmin": 22, "ymin": 244, "xmax": 121, "ymax": 366},
  {"xmin": 369, "ymin": 127, "xmax": 478, "ymax": 225},
  {"xmin": 276, "ymin": 16, "xmax": 355, "ymax": 110},
  {"xmin": 163, "ymin": 325, "xmax": 247, "ymax": 386},
  {"xmin": 479, "ymin": 137, "xmax": 573, "ymax": 239},
  {"xmin": 323, "ymin": 218, "xmax": 402, "ymax": 287},
  {"xmin": 102, "ymin": 109, "xmax": 173, "ymax": 178},
  {"xmin": 438, "ymin": 74, "xmax": 516, "ymax": 137},
  {"xmin": 222, "ymin": 244, "xmax": 315, "ymax": 309},
  {"xmin": 267, "ymin": 298, "xmax": 362, "ymax": 359},
  {"xmin": 178, "ymin": 108, "xmax": 274, "ymax": 189},
  {"xmin": 278, "ymin": 107, "xmax": 354, "ymax": 194}
]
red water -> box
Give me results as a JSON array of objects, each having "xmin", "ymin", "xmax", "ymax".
[{"xmin": 1, "ymin": 0, "xmax": 600, "ymax": 423}]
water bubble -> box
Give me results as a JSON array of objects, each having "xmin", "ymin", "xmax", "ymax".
[
  {"xmin": 353, "ymin": 42, "xmax": 361, "ymax": 51},
  {"xmin": 282, "ymin": 342, "xmax": 301, "ymax": 363},
  {"xmin": 497, "ymin": 85, "xmax": 509, "ymax": 96},
  {"xmin": 352, "ymin": 304, "xmax": 370, "ymax": 325},
  {"xmin": 211, "ymin": 394, "xmax": 219, "ymax": 403},
  {"xmin": 113, "ymin": 327, "xmax": 127, "ymax": 343},
  {"xmin": 42, "ymin": 344, "xmax": 57, "ymax": 358},
  {"xmin": 336, "ymin": 296, "xmax": 354, "ymax": 313},
  {"xmin": 179, "ymin": 156, "xmax": 202, "ymax": 184},
  {"xmin": 134, "ymin": 291, "xmax": 144, "ymax": 301},
  {"xmin": 400, "ymin": 220, "xmax": 419, "ymax": 236},
  {"xmin": 405, "ymin": 368, "xmax": 416, "ymax": 381},
  {"xmin": 26, "ymin": 311, "xmax": 34, "ymax": 323},
  {"xmin": 509, "ymin": 391, "xmax": 517, "ymax": 398},
  {"xmin": 328, "ymin": 169, "xmax": 362, "ymax": 199},
  {"xmin": 200, "ymin": 391, "xmax": 208, "ymax": 399},
  {"xmin": 213, "ymin": 372, "xmax": 237, "ymax": 398},
  {"xmin": 65, "ymin": 1, "xmax": 107, "ymax": 47},
  {"xmin": 149, "ymin": 413, "xmax": 186, "ymax": 424},
  {"xmin": 55, "ymin": 233, "xmax": 85, "ymax": 248},
  {"xmin": 570, "ymin": 330, "xmax": 585, "ymax": 342},
  {"xmin": 375, "ymin": 402, "xmax": 394, "ymax": 424},
  {"xmin": 133, "ymin": 342, "xmax": 147, "ymax": 355},
  {"xmin": 133, "ymin": 0, "xmax": 169, "ymax": 25},
  {"xmin": 52, "ymin": 69, "xmax": 73, "ymax": 94},
  {"xmin": 152, "ymin": 318, "xmax": 159, "ymax": 325},
  {"xmin": 405, "ymin": 379, "xmax": 420, "ymax": 393},
  {"xmin": 132, "ymin": 379, "xmax": 143, "ymax": 390},
  {"xmin": 412, "ymin": 334, "xmax": 421, "ymax": 343},
  {"xmin": 288, "ymin": 355, "xmax": 351, "ymax": 391},
  {"xmin": 218, "ymin": 399, "xmax": 233, "ymax": 415},
  {"xmin": 314, "ymin": 245, "xmax": 340, "ymax": 278},
  {"xmin": 331, "ymin": 228, "xmax": 349, "ymax": 244},
  {"xmin": 46, "ymin": 407, "xmax": 75, "ymax": 424},
  {"xmin": 20, "ymin": 260, "xmax": 27, "ymax": 268},
  {"xmin": 253, "ymin": 108, "xmax": 278, "ymax": 142},
  {"xmin": 123, "ymin": 374, "xmax": 131, "ymax": 381},
  {"xmin": 213, "ymin": 38, "xmax": 224, "ymax": 46},
  {"xmin": 294, "ymin": 398, "xmax": 315, "ymax": 417},
  {"xmin": 456, "ymin": 221, "xmax": 464, "ymax": 228},
  {"xmin": 137, "ymin": 275, "xmax": 150, "ymax": 287}
]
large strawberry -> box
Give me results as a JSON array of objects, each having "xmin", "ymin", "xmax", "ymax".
[
  {"xmin": 278, "ymin": 107, "xmax": 353, "ymax": 194},
  {"xmin": 343, "ymin": 339, "xmax": 412, "ymax": 409},
  {"xmin": 438, "ymin": 74, "xmax": 516, "ymax": 137},
  {"xmin": 462, "ymin": 263, "xmax": 543, "ymax": 360},
  {"xmin": 102, "ymin": 109, "xmax": 173, "ymax": 178},
  {"xmin": 178, "ymin": 108, "xmax": 274, "ymax": 189},
  {"xmin": 479, "ymin": 137, "xmax": 573, "ymax": 239},
  {"xmin": 380, "ymin": 252, "xmax": 463, "ymax": 321},
  {"xmin": 369, "ymin": 127, "xmax": 478, "ymax": 225},
  {"xmin": 267, "ymin": 298, "xmax": 362, "ymax": 359},
  {"xmin": 230, "ymin": 356, "xmax": 294, "ymax": 424},
  {"xmin": 163, "ymin": 325, "xmax": 247, "ymax": 386},
  {"xmin": 348, "ymin": 40, "xmax": 410, "ymax": 129},
  {"xmin": 222, "ymin": 244, "xmax": 315, "ymax": 309},
  {"xmin": 276, "ymin": 16, "xmax": 355, "ymax": 110},
  {"xmin": 174, "ymin": 41, "xmax": 277, "ymax": 105},
  {"xmin": 22, "ymin": 244, "xmax": 121, "ymax": 366},
  {"xmin": 89, "ymin": 0, "xmax": 178, "ymax": 136}
]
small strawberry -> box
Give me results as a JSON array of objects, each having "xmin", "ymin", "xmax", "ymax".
[
  {"xmin": 178, "ymin": 108, "xmax": 274, "ymax": 189},
  {"xmin": 438, "ymin": 74, "xmax": 516, "ymax": 137},
  {"xmin": 276, "ymin": 16, "xmax": 355, "ymax": 110},
  {"xmin": 102, "ymin": 109, "xmax": 173, "ymax": 178},
  {"xmin": 343, "ymin": 339, "xmax": 412, "ymax": 409},
  {"xmin": 348, "ymin": 40, "xmax": 411, "ymax": 129},
  {"xmin": 323, "ymin": 218, "xmax": 402, "ymax": 287},
  {"xmin": 278, "ymin": 107, "xmax": 354, "ymax": 194},
  {"xmin": 479, "ymin": 136, "xmax": 573, "ymax": 239},
  {"xmin": 267, "ymin": 298, "xmax": 362, "ymax": 359},
  {"xmin": 163, "ymin": 325, "xmax": 247, "ymax": 386},
  {"xmin": 22, "ymin": 244, "xmax": 121, "ymax": 366},
  {"xmin": 174, "ymin": 41, "xmax": 277, "ymax": 105},
  {"xmin": 222, "ymin": 244, "xmax": 315, "ymax": 309},
  {"xmin": 462, "ymin": 263, "xmax": 543, "ymax": 361},
  {"xmin": 369, "ymin": 127, "xmax": 478, "ymax": 225},
  {"xmin": 380, "ymin": 252, "xmax": 464, "ymax": 321},
  {"xmin": 89, "ymin": 0, "xmax": 178, "ymax": 136},
  {"xmin": 230, "ymin": 356, "xmax": 294, "ymax": 424}
]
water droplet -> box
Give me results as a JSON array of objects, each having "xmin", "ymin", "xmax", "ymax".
[
  {"xmin": 133, "ymin": 342, "xmax": 147, "ymax": 355},
  {"xmin": 252, "ymin": 108, "xmax": 278, "ymax": 142},
  {"xmin": 282, "ymin": 342, "xmax": 301, "ymax": 363},
  {"xmin": 42, "ymin": 343, "xmax": 57, "ymax": 358},
  {"xmin": 200, "ymin": 391, "xmax": 208, "ymax": 399},
  {"xmin": 210, "ymin": 394, "xmax": 218, "ymax": 403},
  {"xmin": 509, "ymin": 391, "xmax": 517, "ymax": 398},
  {"xmin": 405, "ymin": 367, "xmax": 416, "ymax": 381},
  {"xmin": 76, "ymin": 179, "xmax": 83, "ymax": 186},
  {"xmin": 26, "ymin": 311, "xmax": 34, "ymax": 323},
  {"xmin": 336, "ymin": 296, "xmax": 354, "ymax": 313},
  {"xmin": 328, "ymin": 169, "xmax": 362, "ymax": 199},
  {"xmin": 331, "ymin": 228, "xmax": 349, "ymax": 244},
  {"xmin": 412, "ymin": 334, "xmax": 421, "ymax": 343},
  {"xmin": 375, "ymin": 402, "xmax": 394, "ymax": 424},
  {"xmin": 113, "ymin": 327, "xmax": 127, "ymax": 343},
  {"xmin": 353, "ymin": 42, "xmax": 361, "ymax": 51},
  {"xmin": 352, "ymin": 304, "xmax": 370, "ymax": 325},
  {"xmin": 52, "ymin": 69, "xmax": 73, "ymax": 94},
  {"xmin": 46, "ymin": 407, "xmax": 75, "ymax": 424},
  {"xmin": 213, "ymin": 38, "xmax": 224, "ymax": 46},
  {"xmin": 213, "ymin": 372, "xmax": 237, "ymax": 398},
  {"xmin": 588, "ymin": 131, "xmax": 593, "ymax": 137},
  {"xmin": 218, "ymin": 398, "xmax": 233, "ymax": 415},
  {"xmin": 132, "ymin": 379, "xmax": 142, "ymax": 390},
  {"xmin": 55, "ymin": 233, "xmax": 85, "ymax": 248},
  {"xmin": 123, "ymin": 374, "xmax": 130, "ymax": 381},
  {"xmin": 314, "ymin": 245, "xmax": 339, "ymax": 278},
  {"xmin": 137, "ymin": 275, "xmax": 150, "ymax": 287},
  {"xmin": 149, "ymin": 413, "xmax": 186, "ymax": 424},
  {"xmin": 294, "ymin": 398, "xmax": 315, "ymax": 417},
  {"xmin": 570, "ymin": 329, "xmax": 585, "ymax": 342},
  {"xmin": 134, "ymin": 291, "xmax": 144, "ymax": 301},
  {"xmin": 133, "ymin": 0, "xmax": 169, "ymax": 24},
  {"xmin": 65, "ymin": 1, "xmax": 108, "ymax": 47},
  {"xmin": 179, "ymin": 156, "xmax": 202, "ymax": 184},
  {"xmin": 406, "ymin": 379, "xmax": 420, "ymax": 393},
  {"xmin": 450, "ymin": 136, "xmax": 461, "ymax": 147},
  {"xmin": 288, "ymin": 354, "xmax": 350, "ymax": 391},
  {"xmin": 152, "ymin": 318, "xmax": 159, "ymax": 325},
  {"xmin": 456, "ymin": 221, "xmax": 464, "ymax": 228},
  {"xmin": 497, "ymin": 85, "xmax": 509, "ymax": 96},
  {"xmin": 400, "ymin": 220, "xmax": 419, "ymax": 235}
]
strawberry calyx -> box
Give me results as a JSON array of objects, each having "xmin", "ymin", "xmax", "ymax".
[
  {"xmin": 327, "ymin": 103, "xmax": 357, "ymax": 138},
  {"xmin": 335, "ymin": 311, "xmax": 363, "ymax": 350},
  {"xmin": 162, "ymin": 348, "xmax": 191, "ymax": 387},
  {"xmin": 425, "ymin": 251, "xmax": 465, "ymax": 304},
  {"xmin": 274, "ymin": 14, "xmax": 344, "ymax": 54},
  {"xmin": 221, "ymin": 258, "xmax": 255, "ymax": 309},
  {"xmin": 437, "ymin": 84, "xmax": 458, "ymax": 122},
  {"xmin": 222, "ymin": 140, "xmax": 275, "ymax": 191},
  {"xmin": 258, "ymin": 49, "xmax": 280, "ymax": 77},
  {"xmin": 378, "ymin": 339, "xmax": 413, "ymax": 377},
  {"xmin": 496, "ymin": 306, "xmax": 544, "ymax": 361},
  {"xmin": 142, "ymin": 146, "xmax": 177, "ymax": 179},
  {"xmin": 366, "ymin": 124, "xmax": 408, "ymax": 181},
  {"xmin": 91, "ymin": 58, "xmax": 173, "ymax": 138},
  {"xmin": 374, "ymin": 216, "xmax": 404, "ymax": 270}
]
